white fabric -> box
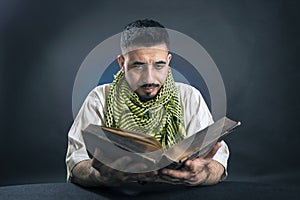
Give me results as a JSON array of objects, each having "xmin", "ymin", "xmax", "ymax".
[{"xmin": 65, "ymin": 82, "xmax": 229, "ymax": 181}]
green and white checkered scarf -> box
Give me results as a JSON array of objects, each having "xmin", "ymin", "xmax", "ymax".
[{"xmin": 105, "ymin": 68, "xmax": 186, "ymax": 149}]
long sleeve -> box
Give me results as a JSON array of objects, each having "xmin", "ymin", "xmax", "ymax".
[
  {"xmin": 176, "ymin": 83, "xmax": 230, "ymax": 179},
  {"xmin": 65, "ymin": 85, "xmax": 110, "ymax": 181}
]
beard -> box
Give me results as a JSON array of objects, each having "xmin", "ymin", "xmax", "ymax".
[
  {"xmin": 137, "ymin": 83, "xmax": 160, "ymax": 102},
  {"xmin": 138, "ymin": 92, "xmax": 156, "ymax": 102}
]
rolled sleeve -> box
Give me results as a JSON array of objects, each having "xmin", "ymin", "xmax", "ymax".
[
  {"xmin": 212, "ymin": 140, "xmax": 230, "ymax": 181},
  {"xmin": 176, "ymin": 83, "xmax": 230, "ymax": 180},
  {"xmin": 65, "ymin": 85, "xmax": 109, "ymax": 182}
]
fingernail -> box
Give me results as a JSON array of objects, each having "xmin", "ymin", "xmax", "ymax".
[{"xmin": 162, "ymin": 169, "xmax": 168, "ymax": 174}]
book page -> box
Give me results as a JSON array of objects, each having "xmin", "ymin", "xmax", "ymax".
[
  {"xmin": 165, "ymin": 117, "xmax": 238, "ymax": 162},
  {"xmin": 101, "ymin": 126, "xmax": 162, "ymax": 152},
  {"xmin": 84, "ymin": 125, "xmax": 163, "ymax": 153}
]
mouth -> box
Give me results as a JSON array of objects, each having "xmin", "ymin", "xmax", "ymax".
[
  {"xmin": 143, "ymin": 87, "xmax": 154, "ymax": 93},
  {"xmin": 140, "ymin": 84, "xmax": 159, "ymax": 93}
]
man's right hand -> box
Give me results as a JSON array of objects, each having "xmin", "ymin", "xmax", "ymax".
[
  {"xmin": 71, "ymin": 152, "xmax": 158, "ymax": 187},
  {"xmin": 90, "ymin": 156, "xmax": 158, "ymax": 186}
]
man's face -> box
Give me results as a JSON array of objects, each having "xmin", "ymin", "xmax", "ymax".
[{"xmin": 118, "ymin": 44, "xmax": 171, "ymax": 101}]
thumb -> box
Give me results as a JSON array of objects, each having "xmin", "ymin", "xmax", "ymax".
[{"xmin": 204, "ymin": 142, "xmax": 221, "ymax": 160}]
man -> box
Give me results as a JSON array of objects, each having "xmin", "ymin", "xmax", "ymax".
[{"xmin": 66, "ymin": 19, "xmax": 229, "ymax": 187}]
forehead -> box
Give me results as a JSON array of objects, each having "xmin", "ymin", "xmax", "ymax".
[{"xmin": 123, "ymin": 44, "xmax": 168, "ymax": 60}]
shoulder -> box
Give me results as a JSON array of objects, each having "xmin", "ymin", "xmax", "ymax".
[
  {"xmin": 175, "ymin": 82, "xmax": 200, "ymax": 93},
  {"xmin": 175, "ymin": 82, "xmax": 204, "ymax": 102},
  {"xmin": 89, "ymin": 84, "xmax": 111, "ymax": 99},
  {"xmin": 83, "ymin": 84, "xmax": 111, "ymax": 106},
  {"xmin": 175, "ymin": 82, "xmax": 213, "ymax": 136}
]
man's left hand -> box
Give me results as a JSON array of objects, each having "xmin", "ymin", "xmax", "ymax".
[{"xmin": 159, "ymin": 142, "xmax": 224, "ymax": 185}]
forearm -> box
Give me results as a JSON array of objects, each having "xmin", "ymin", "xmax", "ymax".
[
  {"xmin": 70, "ymin": 158, "xmax": 157, "ymax": 187},
  {"xmin": 70, "ymin": 160, "xmax": 106, "ymax": 187}
]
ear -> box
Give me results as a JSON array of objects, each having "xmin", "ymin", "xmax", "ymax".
[
  {"xmin": 117, "ymin": 55, "xmax": 125, "ymax": 72},
  {"xmin": 167, "ymin": 53, "xmax": 172, "ymax": 66}
]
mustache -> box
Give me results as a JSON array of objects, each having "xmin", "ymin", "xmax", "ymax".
[{"xmin": 140, "ymin": 83, "xmax": 160, "ymax": 88}]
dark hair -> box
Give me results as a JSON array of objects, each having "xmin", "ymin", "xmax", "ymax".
[{"xmin": 120, "ymin": 19, "xmax": 170, "ymax": 53}]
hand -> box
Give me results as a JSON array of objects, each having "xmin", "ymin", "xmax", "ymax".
[
  {"xmin": 91, "ymin": 150, "xmax": 158, "ymax": 186},
  {"xmin": 159, "ymin": 142, "xmax": 223, "ymax": 186}
]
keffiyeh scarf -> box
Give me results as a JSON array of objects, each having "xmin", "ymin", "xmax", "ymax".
[{"xmin": 105, "ymin": 69, "xmax": 186, "ymax": 149}]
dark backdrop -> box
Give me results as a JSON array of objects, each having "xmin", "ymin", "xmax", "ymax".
[{"xmin": 1, "ymin": 0, "xmax": 299, "ymax": 186}]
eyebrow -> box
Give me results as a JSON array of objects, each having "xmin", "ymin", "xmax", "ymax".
[
  {"xmin": 131, "ymin": 60, "xmax": 167, "ymax": 65},
  {"xmin": 155, "ymin": 60, "xmax": 167, "ymax": 64},
  {"xmin": 132, "ymin": 61, "xmax": 146, "ymax": 65}
]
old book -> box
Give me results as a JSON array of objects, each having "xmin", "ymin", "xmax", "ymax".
[{"xmin": 82, "ymin": 116, "xmax": 241, "ymax": 170}]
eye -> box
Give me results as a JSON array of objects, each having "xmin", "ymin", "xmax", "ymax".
[
  {"xmin": 155, "ymin": 63, "xmax": 165, "ymax": 69},
  {"xmin": 131, "ymin": 64, "xmax": 144, "ymax": 70}
]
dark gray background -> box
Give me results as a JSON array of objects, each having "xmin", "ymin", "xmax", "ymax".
[{"xmin": 1, "ymin": 0, "xmax": 299, "ymax": 186}]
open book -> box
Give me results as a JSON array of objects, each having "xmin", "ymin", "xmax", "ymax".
[{"xmin": 82, "ymin": 117, "xmax": 241, "ymax": 170}]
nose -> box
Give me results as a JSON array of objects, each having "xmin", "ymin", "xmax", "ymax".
[{"xmin": 142, "ymin": 65, "xmax": 154, "ymax": 83}]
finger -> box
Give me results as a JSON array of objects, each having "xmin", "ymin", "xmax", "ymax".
[
  {"xmin": 156, "ymin": 176, "xmax": 182, "ymax": 185},
  {"xmin": 184, "ymin": 158, "xmax": 208, "ymax": 174},
  {"xmin": 91, "ymin": 157, "xmax": 105, "ymax": 171},
  {"xmin": 161, "ymin": 168, "xmax": 192, "ymax": 180},
  {"xmin": 184, "ymin": 160, "xmax": 193, "ymax": 171},
  {"xmin": 94, "ymin": 148, "xmax": 103, "ymax": 158},
  {"xmin": 125, "ymin": 162, "xmax": 148, "ymax": 172},
  {"xmin": 93, "ymin": 148, "xmax": 113, "ymax": 163},
  {"xmin": 110, "ymin": 156, "xmax": 133, "ymax": 170},
  {"xmin": 92, "ymin": 148, "xmax": 115, "ymax": 170},
  {"xmin": 132, "ymin": 171, "xmax": 158, "ymax": 182},
  {"xmin": 204, "ymin": 142, "xmax": 221, "ymax": 160}
]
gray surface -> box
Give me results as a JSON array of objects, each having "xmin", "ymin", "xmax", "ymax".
[{"xmin": 0, "ymin": 182, "xmax": 299, "ymax": 200}]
